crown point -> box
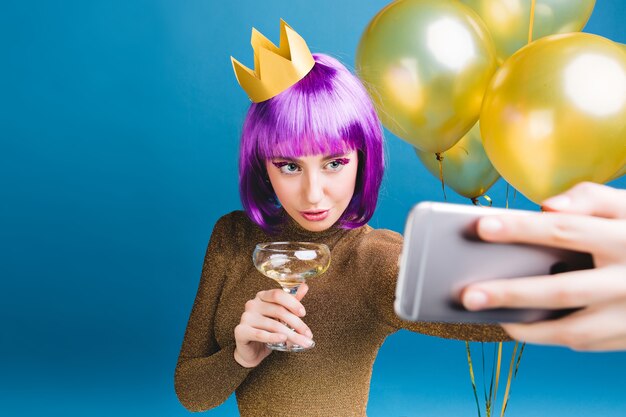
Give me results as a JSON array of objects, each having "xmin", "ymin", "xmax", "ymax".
[{"xmin": 231, "ymin": 19, "xmax": 315, "ymax": 103}]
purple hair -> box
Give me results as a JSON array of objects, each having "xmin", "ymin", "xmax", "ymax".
[{"xmin": 238, "ymin": 53, "xmax": 384, "ymax": 234}]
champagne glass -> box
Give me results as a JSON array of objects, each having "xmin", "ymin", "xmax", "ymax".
[{"xmin": 253, "ymin": 242, "xmax": 331, "ymax": 352}]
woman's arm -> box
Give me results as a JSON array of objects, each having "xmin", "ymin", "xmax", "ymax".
[
  {"xmin": 462, "ymin": 182, "xmax": 626, "ymax": 351},
  {"xmin": 367, "ymin": 229, "xmax": 510, "ymax": 342},
  {"xmin": 174, "ymin": 214, "xmax": 252, "ymax": 412}
]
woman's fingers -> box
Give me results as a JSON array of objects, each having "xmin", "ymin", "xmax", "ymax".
[
  {"xmin": 251, "ymin": 302, "xmax": 313, "ymax": 338},
  {"xmin": 252, "ymin": 288, "xmax": 312, "ymax": 336},
  {"xmin": 463, "ymin": 267, "xmax": 626, "ymax": 310},
  {"xmin": 294, "ymin": 283, "xmax": 309, "ymax": 301},
  {"xmin": 541, "ymin": 182, "xmax": 626, "ymax": 219},
  {"xmin": 237, "ymin": 312, "xmax": 314, "ymax": 347},
  {"xmin": 468, "ymin": 183, "xmax": 626, "ymax": 351},
  {"xmin": 237, "ymin": 286, "xmax": 314, "ymax": 347},
  {"xmin": 476, "ymin": 212, "xmax": 626, "ymax": 264},
  {"xmin": 233, "ymin": 284, "xmax": 315, "ymax": 367},
  {"xmin": 257, "ymin": 288, "xmax": 308, "ymax": 317},
  {"xmin": 234, "ymin": 323, "xmax": 287, "ymax": 345},
  {"xmin": 501, "ymin": 301, "xmax": 626, "ymax": 351},
  {"xmin": 582, "ymin": 336, "xmax": 626, "ymax": 352}
]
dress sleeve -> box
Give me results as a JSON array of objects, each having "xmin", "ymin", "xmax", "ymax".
[
  {"xmin": 367, "ymin": 229, "xmax": 510, "ymax": 342},
  {"xmin": 174, "ymin": 214, "xmax": 253, "ymax": 412}
]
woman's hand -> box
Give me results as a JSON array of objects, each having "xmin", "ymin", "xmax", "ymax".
[
  {"xmin": 462, "ymin": 182, "xmax": 626, "ymax": 351},
  {"xmin": 233, "ymin": 284, "xmax": 314, "ymax": 367}
]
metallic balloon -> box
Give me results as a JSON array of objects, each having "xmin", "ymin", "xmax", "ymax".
[
  {"xmin": 481, "ymin": 33, "xmax": 626, "ymax": 204},
  {"xmin": 461, "ymin": 0, "xmax": 595, "ymax": 64},
  {"xmin": 610, "ymin": 165, "xmax": 626, "ymax": 181},
  {"xmin": 417, "ymin": 122, "xmax": 500, "ymax": 199},
  {"xmin": 614, "ymin": 42, "xmax": 626, "ymax": 181},
  {"xmin": 356, "ymin": 0, "xmax": 497, "ymax": 153}
]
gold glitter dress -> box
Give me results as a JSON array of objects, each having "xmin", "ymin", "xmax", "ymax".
[{"xmin": 174, "ymin": 211, "xmax": 508, "ymax": 416}]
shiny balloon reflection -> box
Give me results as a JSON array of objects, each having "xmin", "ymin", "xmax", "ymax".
[
  {"xmin": 357, "ymin": 0, "xmax": 497, "ymax": 153},
  {"xmin": 481, "ymin": 33, "xmax": 626, "ymax": 203},
  {"xmin": 564, "ymin": 54, "xmax": 626, "ymax": 117},
  {"xmin": 427, "ymin": 18, "xmax": 476, "ymax": 71},
  {"xmin": 462, "ymin": 0, "xmax": 596, "ymax": 63}
]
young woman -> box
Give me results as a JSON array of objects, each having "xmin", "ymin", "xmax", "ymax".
[{"xmin": 174, "ymin": 22, "xmax": 507, "ymax": 416}]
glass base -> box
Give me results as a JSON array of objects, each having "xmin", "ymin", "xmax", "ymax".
[{"xmin": 266, "ymin": 340, "xmax": 315, "ymax": 352}]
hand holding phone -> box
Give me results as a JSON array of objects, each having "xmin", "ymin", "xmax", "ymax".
[{"xmin": 394, "ymin": 202, "xmax": 594, "ymax": 324}]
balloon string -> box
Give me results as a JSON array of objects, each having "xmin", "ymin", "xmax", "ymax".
[
  {"xmin": 466, "ymin": 341, "xmax": 483, "ymax": 417},
  {"xmin": 528, "ymin": 0, "xmax": 537, "ymax": 44},
  {"xmin": 435, "ymin": 152, "xmax": 447, "ymax": 200},
  {"xmin": 505, "ymin": 183, "xmax": 510, "ymax": 209},
  {"xmin": 514, "ymin": 343, "xmax": 525, "ymax": 378},
  {"xmin": 499, "ymin": 341, "xmax": 518, "ymax": 417},
  {"xmin": 472, "ymin": 194, "xmax": 493, "ymax": 207},
  {"xmin": 492, "ymin": 342, "xmax": 503, "ymax": 413},
  {"xmin": 481, "ymin": 343, "xmax": 489, "ymax": 416},
  {"xmin": 505, "ymin": 183, "xmax": 518, "ymax": 208}
]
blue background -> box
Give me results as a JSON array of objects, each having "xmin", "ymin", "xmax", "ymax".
[{"xmin": 2, "ymin": 0, "xmax": 625, "ymax": 416}]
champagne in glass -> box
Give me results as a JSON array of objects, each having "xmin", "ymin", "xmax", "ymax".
[{"xmin": 253, "ymin": 242, "xmax": 331, "ymax": 352}]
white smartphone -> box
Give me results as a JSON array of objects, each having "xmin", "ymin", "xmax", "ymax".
[{"xmin": 394, "ymin": 202, "xmax": 594, "ymax": 324}]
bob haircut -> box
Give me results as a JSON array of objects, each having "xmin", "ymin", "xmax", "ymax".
[{"xmin": 239, "ymin": 53, "xmax": 384, "ymax": 234}]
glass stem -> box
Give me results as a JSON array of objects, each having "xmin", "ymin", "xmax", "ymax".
[{"xmin": 282, "ymin": 285, "xmax": 299, "ymax": 296}]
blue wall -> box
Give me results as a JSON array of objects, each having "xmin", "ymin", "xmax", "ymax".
[{"xmin": 2, "ymin": 1, "xmax": 625, "ymax": 416}]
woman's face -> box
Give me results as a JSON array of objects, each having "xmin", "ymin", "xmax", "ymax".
[{"xmin": 266, "ymin": 150, "xmax": 359, "ymax": 232}]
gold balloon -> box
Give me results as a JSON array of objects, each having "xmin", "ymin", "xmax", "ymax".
[
  {"xmin": 481, "ymin": 33, "xmax": 626, "ymax": 203},
  {"xmin": 416, "ymin": 122, "xmax": 500, "ymax": 199},
  {"xmin": 461, "ymin": 0, "xmax": 595, "ymax": 64},
  {"xmin": 610, "ymin": 165, "xmax": 626, "ymax": 181},
  {"xmin": 616, "ymin": 41, "xmax": 626, "ymax": 182},
  {"xmin": 356, "ymin": 0, "xmax": 497, "ymax": 153}
]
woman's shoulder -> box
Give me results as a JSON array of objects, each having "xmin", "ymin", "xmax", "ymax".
[
  {"xmin": 351, "ymin": 225, "xmax": 404, "ymax": 264},
  {"xmin": 210, "ymin": 210, "xmax": 259, "ymax": 245},
  {"xmin": 358, "ymin": 225, "xmax": 403, "ymax": 248},
  {"xmin": 345, "ymin": 227, "xmax": 404, "ymax": 295},
  {"xmin": 214, "ymin": 210, "xmax": 252, "ymax": 230}
]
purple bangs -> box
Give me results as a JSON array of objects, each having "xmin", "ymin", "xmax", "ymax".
[{"xmin": 239, "ymin": 53, "xmax": 384, "ymax": 233}]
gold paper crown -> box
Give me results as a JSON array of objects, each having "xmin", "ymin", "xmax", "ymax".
[{"xmin": 231, "ymin": 19, "xmax": 315, "ymax": 103}]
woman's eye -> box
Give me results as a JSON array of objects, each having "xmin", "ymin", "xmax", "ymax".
[
  {"xmin": 276, "ymin": 162, "xmax": 300, "ymax": 174},
  {"xmin": 326, "ymin": 159, "xmax": 349, "ymax": 171}
]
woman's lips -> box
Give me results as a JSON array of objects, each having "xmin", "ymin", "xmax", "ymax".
[{"xmin": 301, "ymin": 210, "xmax": 329, "ymax": 222}]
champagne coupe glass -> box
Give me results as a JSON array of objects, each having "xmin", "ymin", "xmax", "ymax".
[{"xmin": 253, "ymin": 242, "xmax": 331, "ymax": 352}]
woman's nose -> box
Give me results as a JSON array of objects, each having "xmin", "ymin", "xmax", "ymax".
[{"xmin": 304, "ymin": 172, "xmax": 324, "ymax": 204}]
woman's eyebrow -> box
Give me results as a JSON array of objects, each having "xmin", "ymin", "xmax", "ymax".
[
  {"xmin": 272, "ymin": 153, "xmax": 350, "ymax": 163},
  {"xmin": 272, "ymin": 156, "xmax": 296, "ymax": 162},
  {"xmin": 324, "ymin": 153, "xmax": 350, "ymax": 160}
]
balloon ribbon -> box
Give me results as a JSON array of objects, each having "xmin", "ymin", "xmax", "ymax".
[
  {"xmin": 466, "ymin": 341, "xmax": 482, "ymax": 417},
  {"xmin": 528, "ymin": 0, "xmax": 537, "ymax": 44},
  {"xmin": 465, "ymin": 3, "xmax": 533, "ymax": 414},
  {"xmin": 435, "ymin": 152, "xmax": 447, "ymax": 200},
  {"xmin": 466, "ymin": 341, "xmax": 525, "ymax": 417},
  {"xmin": 471, "ymin": 195, "xmax": 493, "ymax": 207}
]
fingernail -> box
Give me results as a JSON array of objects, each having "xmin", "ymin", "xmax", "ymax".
[
  {"xmin": 479, "ymin": 218, "xmax": 503, "ymax": 235},
  {"xmin": 305, "ymin": 329, "xmax": 313, "ymax": 339},
  {"xmin": 299, "ymin": 307, "xmax": 306, "ymax": 316},
  {"xmin": 542, "ymin": 195, "xmax": 570, "ymax": 211},
  {"xmin": 306, "ymin": 338, "xmax": 315, "ymax": 347},
  {"xmin": 464, "ymin": 290, "xmax": 488, "ymax": 310}
]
